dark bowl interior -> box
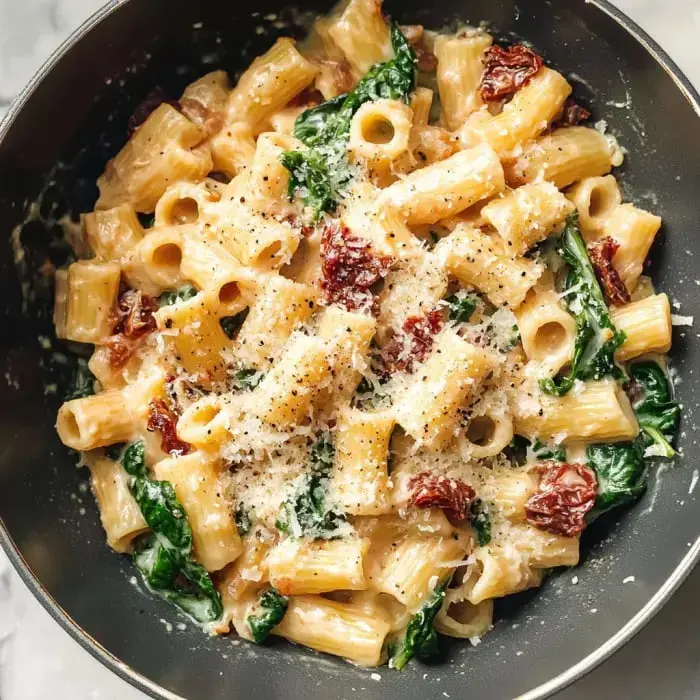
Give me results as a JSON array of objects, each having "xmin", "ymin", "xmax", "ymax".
[{"xmin": 1, "ymin": 1, "xmax": 700, "ymax": 698}]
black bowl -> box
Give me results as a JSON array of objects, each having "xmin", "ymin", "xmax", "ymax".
[{"xmin": 1, "ymin": 1, "xmax": 699, "ymax": 698}]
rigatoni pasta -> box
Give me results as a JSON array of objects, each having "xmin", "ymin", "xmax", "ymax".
[{"xmin": 50, "ymin": 3, "xmax": 680, "ymax": 672}]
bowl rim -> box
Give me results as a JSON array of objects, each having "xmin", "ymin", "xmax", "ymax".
[{"xmin": 1, "ymin": 1, "xmax": 699, "ymax": 699}]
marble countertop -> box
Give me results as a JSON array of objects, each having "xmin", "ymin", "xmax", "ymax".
[{"xmin": 1, "ymin": 0, "xmax": 699, "ymax": 698}]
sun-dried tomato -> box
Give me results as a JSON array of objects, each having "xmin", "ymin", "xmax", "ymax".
[
  {"xmin": 105, "ymin": 287, "xmax": 158, "ymax": 368},
  {"xmin": 479, "ymin": 44, "xmax": 544, "ymax": 102},
  {"xmin": 147, "ymin": 398, "xmax": 191, "ymax": 456},
  {"xmin": 552, "ymin": 97, "xmax": 591, "ymax": 129},
  {"xmin": 320, "ymin": 223, "xmax": 393, "ymax": 313},
  {"xmin": 379, "ymin": 309, "xmax": 444, "ymax": 374},
  {"xmin": 127, "ymin": 87, "xmax": 180, "ymax": 137},
  {"xmin": 588, "ymin": 236, "xmax": 630, "ymax": 306},
  {"xmin": 408, "ymin": 472, "xmax": 476, "ymax": 522},
  {"xmin": 113, "ymin": 288, "xmax": 158, "ymax": 337},
  {"xmin": 103, "ymin": 335, "xmax": 138, "ymax": 369},
  {"xmin": 525, "ymin": 463, "xmax": 598, "ymax": 537}
]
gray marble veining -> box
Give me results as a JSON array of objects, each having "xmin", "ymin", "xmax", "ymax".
[{"xmin": 1, "ymin": 1, "xmax": 699, "ymax": 698}]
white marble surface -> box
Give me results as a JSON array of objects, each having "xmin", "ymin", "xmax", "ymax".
[{"xmin": 1, "ymin": 1, "xmax": 700, "ymax": 698}]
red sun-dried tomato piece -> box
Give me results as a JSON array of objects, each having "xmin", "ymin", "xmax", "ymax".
[
  {"xmin": 320, "ymin": 223, "xmax": 393, "ymax": 313},
  {"xmin": 479, "ymin": 44, "xmax": 544, "ymax": 102},
  {"xmin": 525, "ymin": 463, "xmax": 598, "ymax": 537},
  {"xmin": 552, "ymin": 97, "xmax": 591, "ymax": 129},
  {"xmin": 147, "ymin": 398, "xmax": 191, "ymax": 456},
  {"xmin": 587, "ymin": 236, "xmax": 630, "ymax": 306},
  {"xmin": 379, "ymin": 309, "xmax": 444, "ymax": 375},
  {"xmin": 105, "ymin": 287, "xmax": 159, "ymax": 368},
  {"xmin": 408, "ymin": 472, "xmax": 476, "ymax": 522},
  {"xmin": 113, "ymin": 288, "xmax": 158, "ymax": 337}
]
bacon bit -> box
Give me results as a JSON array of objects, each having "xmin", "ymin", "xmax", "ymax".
[
  {"xmin": 320, "ymin": 223, "xmax": 392, "ymax": 313},
  {"xmin": 525, "ymin": 463, "xmax": 598, "ymax": 537},
  {"xmin": 147, "ymin": 398, "xmax": 191, "ymax": 456},
  {"xmin": 105, "ymin": 287, "xmax": 158, "ymax": 368},
  {"xmin": 479, "ymin": 44, "xmax": 544, "ymax": 102},
  {"xmin": 408, "ymin": 472, "xmax": 476, "ymax": 522},
  {"xmin": 401, "ymin": 24, "xmax": 438, "ymax": 72},
  {"xmin": 552, "ymin": 97, "xmax": 591, "ymax": 129},
  {"xmin": 127, "ymin": 87, "xmax": 180, "ymax": 137},
  {"xmin": 588, "ymin": 236, "xmax": 630, "ymax": 306},
  {"xmin": 380, "ymin": 309, "xmax": 444, "ymax": 374}
]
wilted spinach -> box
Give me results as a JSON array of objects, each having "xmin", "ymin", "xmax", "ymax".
[
  {"xmin": 540, "ymin": 216, "xmax": 626, "ymax": 396},
  {"xmin": 276, "ymin": 434, "xmax": 346, "ymax": 538},
  {"xmin": 469, "ymin": 499, "xmax": 492, "ymax": 546},
  {"xmin": 628, "ymin": 361, "xmax": 680, "ymax": 458},
  {"xmin": 280, "ymin": 24, "xmax": 416, "ymax": 219},
  {"xmin": 122, "ymin": 441, "xmax": 222, "ymax": 622},
  {"xmin": 444, "ymin": 292, "xmax": 479, "ymax": 323},
  {"xmin": 247, "ymin": 588, "xmax": 289, "ymax": 643},
  {"xmin": 390, "ymin": 579, "xmax": 449, "ymax": 670},
  {"xmin": 158, "ymin": 284, "xmax": 197, "ymax": 308},
  {"xmin": 587, "ymin": 361, "xmax": 679, "ymax": 518}
]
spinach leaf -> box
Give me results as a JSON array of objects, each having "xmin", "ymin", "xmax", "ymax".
[
  {"xmin": 586, "ymin": 363, "xmax": 679, "ymax": 518},
  {"xmin": 469, "ymin": 500, "xmax": 492, "ymax": 546},
  {"xmin": 247, "ymin": 588, "xmax": 289, "ymax": 643},
  {"xmin": 276, "ymin": 434, "xmax": 346, "ymax": 538},
  {"xmin": 628, "ymin": 361, "xmax": 680, "ymax": 458},
  {"xmin": 233, "ymin": 368, "xmax": 265, "ymax": 391},
  {"xmin": 532, "ymin": 439, "xmax": 566, "ymax": 462},
  {"xmin": 445, "ymin": 292, "xmax": 478, "ymax": 323},
  {"xmin": 158, "ymin": 284, "xmax": 197, "ymax": 308},
  {"xmin": 280, "ymin": 24, "xmax": 416, "ymax": 219},
  {"xmin": 122, "ymin": 441, "xmax": 223, "ymax": 622},
  {"xmin": 505, "ymin": 436, "xmax": 565, "ymax": 465},
  {"xmin": 219, "ymin": 309, "xmax": 248, "ymax": 339},
  {"xmin": 67, "ymin": 359, "xmax": 96, "ymax": 400},
  {"xmin": 586, "ymin": 441, "xmax": 646, "ymax": 519},
  {"xmin": 390, "ymin": 579, "xmax": 448, "ymax": 670},
  {"xmin": 235, "ymin": 504, "xmax": 252, "ymax": 536},
  {"xmin": 540, "ymin": 215, "xmax": 626, "ymax": 396}
]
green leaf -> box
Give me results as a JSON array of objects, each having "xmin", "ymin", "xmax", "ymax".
[
  {"xmin": 532, "ymin": 439, "xmax": 566, "ymax": 462},
  {"xmin": 66, "ymin": 360, "xmax": 96, "ymax": 400},
  {"xmin": 123, "ymin": 441, "xmax": 222, "ymax": 623},
  {"xmin": 158, "ymin": 284, "xmax": 198, "ymax": 308},
  {"xmin": 281, "ymin": 24, "xmax": 416, "ymax": 218},
  {"xmin": 276, "ymin": 434, "xmax": 346, "ymax": 539},
  {"xmin": 390, "ymin": 579, "xmax": 448, "ymax": 670},
  {"xmin": 586, "ymin": 441, "xmax": 646, "ymax": 519},
  {"xmin": 445, "ymin": 293, "xmax": 478, "ymax": 323},
  {"xmin": 247, "ymin": 588, "xmax": 289, "ymax": 643},
  {"xmin": 540, "ymin": 215, "xmax": 625, "ymax": 396},
  {"xmin": 220, "ymin": 310, "xmax": 249, "ymax": 340},
  {"xmin": 122, "ymin": 441, "xmax": 148, "ymax": 479},
  {"xmin": 235, "ymin": 504, "xmax": 252, "ymax": 536},
  {"xmin": 469, "ymin": 500, "xmax": 492, "ymax": 546},
  {"xmin": 233, "ymin": 368, "xmax": 265, "ymax": 391},
  {"xmin": 628, "ymin": 361, "xmax": 680, "ymax": 456}
]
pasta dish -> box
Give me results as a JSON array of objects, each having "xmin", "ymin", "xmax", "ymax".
[{"xmin": 52, "ymin": 0, "xmax": 679, "ymax": 669}]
